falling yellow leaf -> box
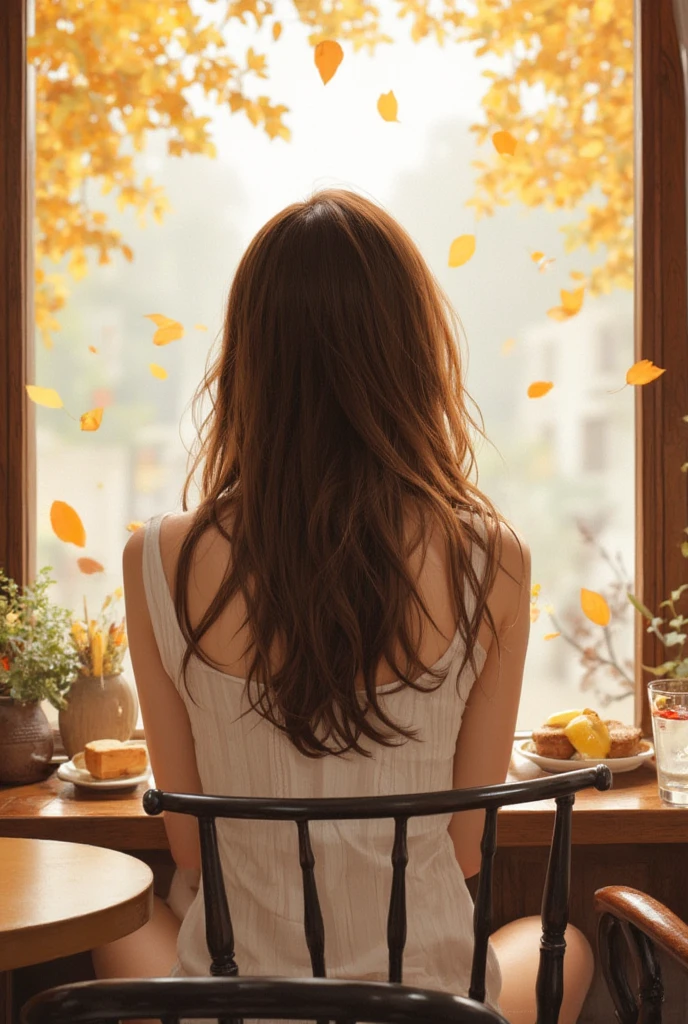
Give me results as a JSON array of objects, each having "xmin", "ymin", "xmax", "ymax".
[
  {"xmin": 25, "ymin": 385, "xmax": 64, "ymax": 409},
  {"xmin": 492, "ymin": 130, "xmax": 517, "ymax": 156},
  {"xmin": 114, "ymin": 586, "xmax": 123, "ymax": 599},
  {"xmin": 531, "ymin": 251, "xmax": 545, "ymax": 262},
  {"xmin": 530, "ymin": 605, "xmax": 541, "ymax": 623},
  {"xmin": 80, "ymin": 408, "xmax": 104, "ymax": 432},
  {"xmin": 580, "ymin": 140, "xmax": 605, "ymax": 159},
  {"xmin": 194, "ymin": 323, "xmax": 208, "ymax": 331},
  {"xmin": 272, "ymin": 21, "xmax": 282, "ymax": 41},
  {"xmin": 561, "ymin": 287, "xmax": 585, "ymax": 315},
  {"xmin": 50, "ymin": 500, "xmax": 87, "ymax": 548},
  {"xmin": 144, "ymin": 314, "xmax": 184, "ymax": 346},
  {"xmin": 581, "ymin": 588, "xmax": 611, "ymax": 627},
  {"xmin": 314, "ymin": 40, "xmax": 343, "ymax": 85},
  {"xmin": 78, "ymin": 557, "xmax": 105, "ymax": 575},
  {"xmin": 531, "ymin": 584, "xmax": 541, "ymax": 599},
  {"xmin": 544, "ymin": 632, "xmax": 561, "ymax": 641},
  {"xmin": 570, "ymin": 271, "xmax": 586, "ymax": 281},
  {"xmin": 538, "ymin": 257, "xmax": 556, "ymax": 274},
  {"xmin": 626, "ymin": 359, "xmax": 666, "ymax": 386},
  {"xmin": 126, "ymin": 521, "xmax": 145, "ymax": 532},
  {"xmin": 150, "ymin": 363, "xmax": 168, "ymax": 380},
  {"xmin": 547, "ymin": 307, "xmax": 572, "ymax": 322},
  {"xmin": 377, "ymin": 90, "xmax": 398, "ymax": 122},
  {"xmin": 527, "ymin": 381, "xmax": 554, "ymax": 399},
  {"xmin": 502, "ymin": 337, "xmax": 516, "ymax": 355},
  {"xmin": 448, "ymin": 234, "xmax": 476, "ymax": 268},
  {"xmin": 88, "ymin": 345, "xmax": 98, "ymax": 354}
]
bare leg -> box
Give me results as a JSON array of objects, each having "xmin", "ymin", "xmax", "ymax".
[
  {"xmin": 491, "ymin": 916, "xmax": 594, "ymax": 1024},
  {"xmin": 92, "ymin": 895, "xmax": 181, "ymax": 979}
]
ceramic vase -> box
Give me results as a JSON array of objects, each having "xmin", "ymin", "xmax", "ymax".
[
  {"xmin": 0, "ymin": 697, "xmax": 54, "ymax": 784},
  {"xmin": 58, "ymin": 672, "xmax": 139, "ymax": 759}
]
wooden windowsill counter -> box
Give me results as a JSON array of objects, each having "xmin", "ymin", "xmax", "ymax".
[{"xmin": 0, "ymin": 759, "xmax": 685, "ymax": 850}]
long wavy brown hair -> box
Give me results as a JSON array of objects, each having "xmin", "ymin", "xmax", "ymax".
[{"xmin": 176, "ymin": 188, "xmax": 508, "ymax": 758}]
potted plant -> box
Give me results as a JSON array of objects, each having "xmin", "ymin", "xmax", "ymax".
[
  {"xmin": 0, "ymin": 567, "xmax": 80, "ymax": 784},
  {"xmin": 58, "ymin": 589, "xmax": 138, "ymax": 758}
]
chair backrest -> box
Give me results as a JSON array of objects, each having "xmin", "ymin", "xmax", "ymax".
[
  {"xmin": 144, "ymin": 765, "xmax": 612, "ymax": 1024},
  {"xmin": 21, "ymin": 976, "xmax": 510, "ymax": 1024},
  {"xmin": 594, "ymin": 884, "xmax": 688, "ymax": 1024}
]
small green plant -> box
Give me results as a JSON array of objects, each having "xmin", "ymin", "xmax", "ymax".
[
  {"xmin": 629, "ymin": 586, "xmax": 688, "ymax": 680},
  {"xmin": 0, "ymin": 567, "xmax": 80, "ymax": 708}
]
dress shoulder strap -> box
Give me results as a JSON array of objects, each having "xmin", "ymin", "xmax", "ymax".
[{"xmin": 141, "ymin": 513, "xmax": 186, "ymax": 686}]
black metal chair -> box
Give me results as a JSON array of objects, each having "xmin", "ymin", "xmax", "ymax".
[
  {"xmin": 139, "ymin": 765, "xmax": 612, "ymax": 1024},
  {"xmin": 21, "ymin": 976, "xmax": 509, "ymax": 1024},
  {"xmin": 594, "ymin": 885, "xmax": 688, "ymax": 1023}
]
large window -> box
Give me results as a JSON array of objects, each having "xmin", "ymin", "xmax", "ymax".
[{"xmin": 2, "ymin": 0, "xmax": 687, "ymax": 734}]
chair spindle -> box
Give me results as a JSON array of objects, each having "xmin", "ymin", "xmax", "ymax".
[
  {"xmin": 198, "ymin": 816, "xmax": 239, "ymax": 979},
  {"xmin": 629, "ymin": 922, "xmax": 664, "ymax": 1022},
  {"xmin": 535, "ymin": 794, "xmax": 573, "ymax": 1024},
  {"xmin": 297, "ymin": 818, "xmax": 327, "ymax": 977},
  {"xmin": 596, "ymin": 913, "xmax": 638, "ymax": 1024},
  {"xmin": 468, "ymin": 808, "xmax": 498, "ymax": 1004},
  {"xmin": 387, "ymin": 816, "xmax": 410, "ymax": 983}
]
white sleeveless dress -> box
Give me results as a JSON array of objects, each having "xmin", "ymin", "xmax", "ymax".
[{"xmin": 142, "ymin": 513, "xmax": 502, "ymax": 1013}]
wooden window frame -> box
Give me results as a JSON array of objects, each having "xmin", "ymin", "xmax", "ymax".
[{"xmin": 1, "ymin": 0, "xmax": 687, "ymax": 735}]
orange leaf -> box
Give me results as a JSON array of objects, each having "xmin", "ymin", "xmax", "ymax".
[
  {"xmin": 77, "ymin": 557, "xmax": 105, "ymax": 575},
  {"xmin": 569, "ymin": 271, "xmax": 586, "ymax": 281},
  {"xmin": 25, "ymin": 385, "xmax": 63, "ymax": 409},
  {"xmin": 448, "ymin": 234, "xmax": 476, "ymax": 267},
  {"xmin": 50, "ymin": 500, "xmax": 86, "ymax": 548},
  {"xmin": 126, "ymin": 521, "xmax": 145, "ymax": 533},
  {"xmin": 581, "ymin": 588, "xmax": 611, "ymax": 627},
  {"xmin": 531, "ymin": 251, "xmax": 545, "ymax": 262},
  {"xmin": 88, "ymin": 345, "xmax": 98, "ymax": 354},
  {"xmin": 492, "ymin": 130, "xmax": 517, "ymax": 156},
  {"xmin": 272, "ymin": 21, "xmax": 282, "ymax": 41},
  {"xmin": 80, "ymin": 407, "xmax": 104, "ymax": 432},
  {"xmin": 626, "ymin": 359, "xmax": 666, "ymax": 386},
  {"xmin": 547, "ymin": 306, "xmax": 573, "ymax": 322},
  {"xmin": 377, "ymin": 90, "xmax": 399, "ymax": 122},
  {"xmin": 530, "ymin": 606, "xmax": 541, "ymax": 623},
  {"xmin": 149, "ymin": 363, "xmax": 168, "ymax": 380},
  {"xmin": 144, "ymin": 314, "xmax": 184, "ymax": 346},
  {"xmin": 561, "ymin": 286, "xmax": 585, "ymax": 315},
  {"xmin": 538, "ymin": 257, "xmax": 556, "ymax": 274},
  {"xmin": 314, "ymin": 40, "xmax": 343, "ymax": 84},
  {"xmin": 543, "ymin": 632, "xmax": 561, "ymax": 641},
  {"xmin": 527, "ymin": 381, "xmax": 554, "ymax": 399}
]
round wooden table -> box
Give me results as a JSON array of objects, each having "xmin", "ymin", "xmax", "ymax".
[{"xmin": 0, "ymin": 837, "xmax": 153, "ymax": 1020}]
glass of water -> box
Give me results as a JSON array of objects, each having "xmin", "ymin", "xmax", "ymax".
[{"xmin": 648, "ymin": 679, "xmax": 688, "ymax": 806}]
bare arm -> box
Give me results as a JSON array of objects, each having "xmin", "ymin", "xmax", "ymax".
[
  {"xmin": 123, "ymin": 528, "xmax": 202, "ymax": 871},
  {"xmin": 448, "ymin": 523, "xmax": 531, "ymax": 879}
]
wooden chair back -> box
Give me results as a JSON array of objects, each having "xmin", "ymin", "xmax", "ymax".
[
  {"xmin": 22, "ymin": 976, "xmax": 509, "ymax": 1024},
  {"xmin": 144, "ymin": 765, "xmax": 612, "ymax": 1024},
  {"xmin": 595, "ymin": 884, "xmax": 688, "ymax": 1022}
]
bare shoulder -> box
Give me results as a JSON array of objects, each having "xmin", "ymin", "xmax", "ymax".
[{"xmin": 490, "ymin": 519, "xmax": 531, "ymax": 635}]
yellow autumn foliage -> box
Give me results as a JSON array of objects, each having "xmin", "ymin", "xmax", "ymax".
[{"xmin": 32, "ymin": 0, "xmax": 632, "ymax": 347}]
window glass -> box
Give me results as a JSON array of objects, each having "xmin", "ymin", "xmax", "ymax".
[{"xmin": 33, "ymin": 2, "xmax": 635, "ymax": 727}]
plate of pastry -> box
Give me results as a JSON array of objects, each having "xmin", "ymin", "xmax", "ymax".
[
  {"xmin": 515, "ymin": 708, "xmax": 654, "ymax": 775},
  {"xmin": 57, "ymin": 739, "xmax": 151, "ymax": 790}
]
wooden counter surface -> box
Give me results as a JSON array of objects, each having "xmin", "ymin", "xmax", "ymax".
[{"xmin": 0, "ymin": 759, "xmax": 686, "ymax": 849}]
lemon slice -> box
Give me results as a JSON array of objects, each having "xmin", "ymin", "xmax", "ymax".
[
  {"xmin": 564, "ymin": 710, "xmax": 611, "ymax": 759},
  {"xmin": 545, "ymin": 709, "xmax": 584, "ymax": 728}
]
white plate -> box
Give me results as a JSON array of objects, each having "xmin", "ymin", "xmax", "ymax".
[
  {"xmin": 514, "ymin": 738, "xmax": 655, "ymax": 775},
  {"xmin": 57, "ymin": 753, "xmax": 151, "ymax": 790}
]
